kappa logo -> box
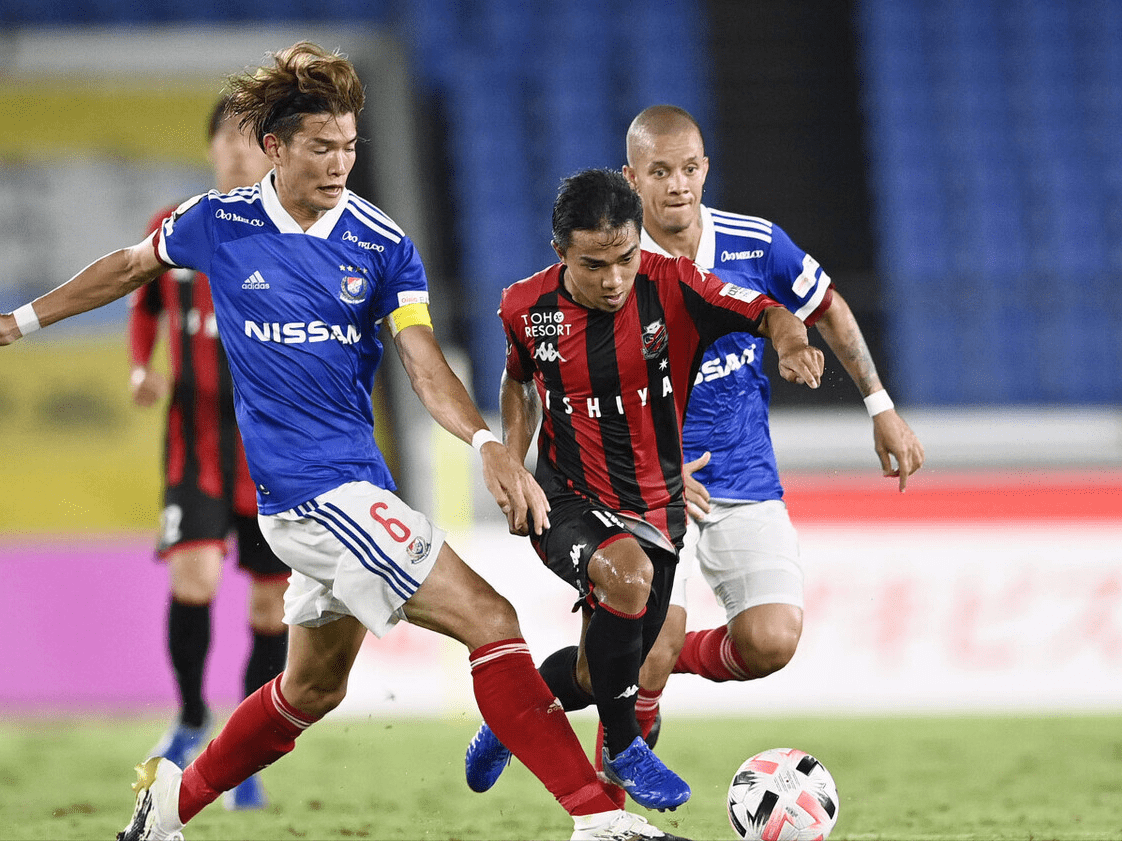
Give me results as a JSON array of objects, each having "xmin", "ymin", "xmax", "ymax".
[
  {"xmin": 614, "ymin": 684, "xmax": 639, "ymax": 700},
  {"xmin": 641, "ymin": 319, "xmax": 667, "ymax": 360},
  {"xmin": 242, "ymin": 270, "xmax": 269, "ymax": 290},
  {"xmin": 533, "ymin": 343, "xmax": 567, "ymax": 363},
  {"xmin": 569, "ymin": 542, "xmax": 586, "ymax": 569}
]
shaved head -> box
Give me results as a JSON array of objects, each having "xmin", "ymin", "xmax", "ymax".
[{"xmin": 626, "ymin": 105, "xmax": 705, "ymax": 167}]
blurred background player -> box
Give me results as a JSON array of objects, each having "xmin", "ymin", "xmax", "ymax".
[
  {"xmin": 127, "ymin": 95, "xmax": 287, "ymax": 811},
  {"xmin": 620, "ymin": 104, "xmax": 925, "ymax": 758}
]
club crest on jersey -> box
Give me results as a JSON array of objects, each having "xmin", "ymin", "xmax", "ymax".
[
  {"xmin": 339, "ymin": 274, "xmax": 368, "ymax": 304},
  {"xmin": 406, "ymin": 535, "xmax": 430, "ymax": 563},
  {"xmin": 642, "ymin": 319, "xmax": 668, "ymax": 360}
]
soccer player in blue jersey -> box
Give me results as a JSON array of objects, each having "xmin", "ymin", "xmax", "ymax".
[
  {"xmin": 619, "ymin": 104, "xmax": 924, "ymax": 766},
  {"xmin": 0, "ymin": 44, "xmax": 689, "ymax": 841}
]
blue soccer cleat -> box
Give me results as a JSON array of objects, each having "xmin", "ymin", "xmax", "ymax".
[
  {"xmin": 602, "ymin": 736, "xmax": 691, "ymax": 812},
  {"xmin": 150, "ymin": 712, "xmax": 213, "ymax": 771},
  {"xmin": 464, "ymin": 721, "xmax": 512, "ymax": 792},
  {"xmin": 222, "ymin": 773, "xmax": 268, "ymax": 811}
]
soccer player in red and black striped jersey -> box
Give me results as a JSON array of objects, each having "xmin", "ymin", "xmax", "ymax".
[
  {"xmin": 127, "ymin": 96, "xmax": 287, "ymax": 810},
  {"xmin": 464, "ymin": 169, "xmax": 824, "ymax": 811}
]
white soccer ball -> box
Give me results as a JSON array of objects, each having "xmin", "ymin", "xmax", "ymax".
[{"xmin": 726, "ymin": 747, "xmax": 839, "ymax": 841}]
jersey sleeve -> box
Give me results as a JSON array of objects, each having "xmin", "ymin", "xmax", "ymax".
[
  {"xmin": 154, "ymin": 193, "xmax": 215, "ymax": 276},
  {"xmin": 761, "ymin": 223, "xmax": 834, "ymax": 326},
  {"xmin": 673, "ymin": 256, "xmax": 783, "ymax": 347},
  {"xmin": 498, "ymin": 286, "xmax": 535, "ymax": 382},
  {"xmin": 371, "ymin": 235, "xmax": 430, "ymax": 326}
]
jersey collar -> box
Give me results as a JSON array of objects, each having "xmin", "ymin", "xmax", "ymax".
[
  {"xmin": 639, "ymin": 205, "xmax": 716, "ymax": 270},
  {"xmin": 260, "ymin": 171, "xmax": 350, "ymax": 238}
]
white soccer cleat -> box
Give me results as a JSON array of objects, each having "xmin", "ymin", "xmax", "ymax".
[
  {"xmin": 116, "ymin": 756, "xmax": 186, "ymax": 841},
  {"xmin": 570, "ymin": 809, "xmax": 693, "ymax": 840}
]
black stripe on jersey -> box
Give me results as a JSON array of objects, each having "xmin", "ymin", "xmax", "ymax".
[
  {"xmin": 584, "ymin": 307, "xmax": 639, "ymax": 508},
  {"xmin": 678, "ymin": 280, "xmax": 768, "ymax": 349},
  {"xmin": 530, "ymin": 289, "xmax": 587, "ymax": 496}
]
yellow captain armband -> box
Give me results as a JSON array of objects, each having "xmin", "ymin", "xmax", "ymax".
[{"xmin": 386, "ymin": 302, "xmax": 433, "ymax": 337}]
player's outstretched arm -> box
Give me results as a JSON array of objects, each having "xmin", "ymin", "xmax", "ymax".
[
  {"xmin": 394, "ymin": 325, "xmax": 550, "ymax": 534},
  {"xmin": 812, "ymin": 290, "xmax": 925, "ymax": 490},
  {"xmin": 0, "ymin": 239, "xmax": 166, "ymax": 346},
  {"xmin": 758, "ymin": 306, "xmax": 824, "ymax": 389}
]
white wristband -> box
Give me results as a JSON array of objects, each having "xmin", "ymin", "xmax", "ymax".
[
  {"xmin": 864, "ymin": 389, "xmax": 894, "ymax": 417},
  {"xmin": 13, "ymin": 303, "xmax": 40, "ymax": 337},
  {"xmin": 471, "ymin": 429, "xmax": 500, "ymax": 452}
]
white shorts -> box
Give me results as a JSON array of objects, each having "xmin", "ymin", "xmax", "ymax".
[
  {"xmin": 671, "ymin": 498, "xmax": 803, "ymax": 621},
  {"xmin": 259, "ymin": 481, "xmax": 446, "ymax": 638}
]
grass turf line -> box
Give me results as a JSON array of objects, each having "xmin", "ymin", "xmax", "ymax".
[{"xmin": 0, "ymin": 713, "xmax": 1119, "ymax": 840}]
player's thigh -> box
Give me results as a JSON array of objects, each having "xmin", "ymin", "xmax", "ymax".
[
  {"xmin": 401, "ymin": 542, "xmax": 520, "ymax": 650},
  {"xmin": 696, "ymin": 499, "xmax": 804, "ymax": 622}
]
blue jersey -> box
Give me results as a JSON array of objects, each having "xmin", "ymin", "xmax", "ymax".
[
  {"xmin": 154, "ymin": 173, "xmax": 429, "ymax": 514},
  {"xmin": 641, "ymin": 206, "xmax": 832, "ymax": 502}
]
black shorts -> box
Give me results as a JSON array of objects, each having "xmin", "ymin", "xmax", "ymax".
[
  {"xmin": 156, "ymin": 482, "xmax": 289, "ymax": 578},
  {"xmin": 531, "ymin": 492, "xmax": 677, "ymax": 606}
]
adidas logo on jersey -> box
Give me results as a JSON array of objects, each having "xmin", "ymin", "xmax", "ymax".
[{"xmin": 242, "ymin": 270, "xmax": 270, "ymax": 290}]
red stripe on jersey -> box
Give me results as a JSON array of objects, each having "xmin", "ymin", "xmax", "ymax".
[{"xmin": 499, "ymin": 253, "xmax": 779, "ymax": 547}]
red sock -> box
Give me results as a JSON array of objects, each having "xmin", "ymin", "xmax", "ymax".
[
  {"xmin": 595, "ymin": 688, "xmax": 662, "ymax": 809},
  {"xmin": 470, "ymin": 638, "xmax": 617, "ymax": 817},
  {"xmin": 178, "ymin": 674, "xmax": 317, "ymax": 823},
  {"xmin": 672, "ymin": 627, "xmax": 753, "ymax": 681}
]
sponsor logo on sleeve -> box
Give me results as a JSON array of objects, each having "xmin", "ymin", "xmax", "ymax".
[{"xmin": 718, "ymin": 282, "xmax": 761, "ymax": 303}]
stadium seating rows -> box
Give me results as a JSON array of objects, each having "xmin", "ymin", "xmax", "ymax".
[
  {"xmin": 4, "ymin": 0, "xmax": 1119, "ymax": 404},
  {"xmin": 858, "ymin": 0, "xmax": 1122, "ymax": 403}
]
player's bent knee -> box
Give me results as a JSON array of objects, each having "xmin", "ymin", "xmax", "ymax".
[
  {"xmin": 280, "ymin": 672, "xmax": 348, "ymax": 718},
  {"xmin": 733, "ymin": 622, "xmax": 801, "ymax": 677},
  {"xmin": 469, "ymin": 590, "xmax": 521, "ymax": 641},
  {"xmin": 588, "ymin": 548, "xmax": 653, "ymax": 615}
]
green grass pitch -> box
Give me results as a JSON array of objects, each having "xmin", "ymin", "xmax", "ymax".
[{"xmin": 1, "ymin": 712, "xmax": 1119, "ymax": 840}]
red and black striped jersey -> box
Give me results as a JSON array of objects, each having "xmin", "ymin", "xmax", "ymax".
[
  {"xmin": 129, "ymin": 204, "xmax": 257, "ymax": 516},
  {"xmin": 499, "ymin": 250, "xmax": 782, "ymax": 547}
]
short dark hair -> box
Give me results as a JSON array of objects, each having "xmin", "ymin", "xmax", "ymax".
[{"xmin": 552, "ymin": 168, "xmax": 643, "ymax": 254}]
